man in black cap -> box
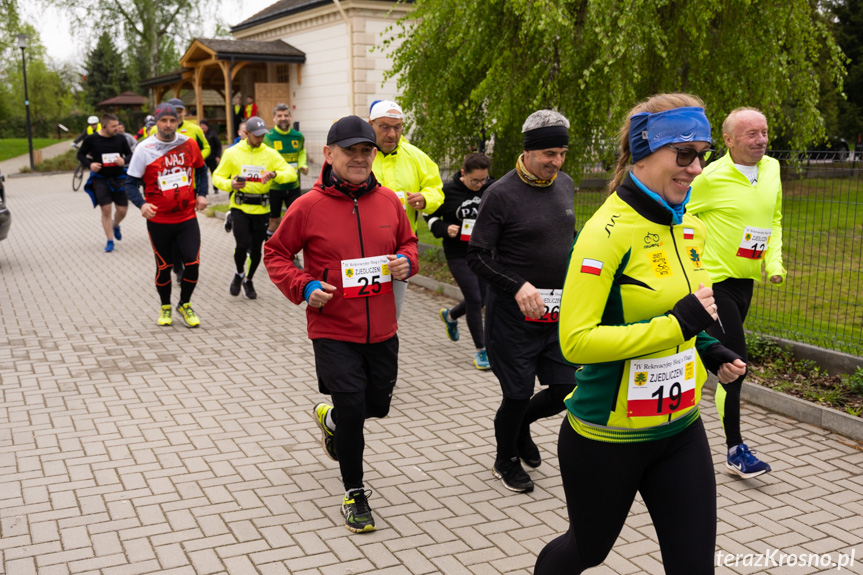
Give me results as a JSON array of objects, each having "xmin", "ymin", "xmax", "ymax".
[
  {"xmin": 467, "ymin": 109, "xmax": 578, "ymax": 494},
  {"xmin": 264, "ymin": 115, "xmax": 418, "ymax": 534}
]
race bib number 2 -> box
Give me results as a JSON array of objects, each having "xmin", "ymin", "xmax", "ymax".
[
  {"xmin": 627, "ymin": 349, "xmax": 696, "ymax": 417},
  {"xmin": 158, "ymin": 171, "xmax": 189, "ymax": 192},
  {"xmin": 525, "ymin": 288, "xmax": 562, "ymax": 323},
  {"xmin": 737, "ymin": 226, "xmax": 772, "ymax": 260},
  {"xmin": 341, "ymin": 256, "xmax": 393, "ymax": 298}
]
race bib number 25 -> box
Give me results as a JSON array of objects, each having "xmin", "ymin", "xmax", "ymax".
[{"xmin": 341, "ymin": 256, "xmax": 393, "ymax": 298}]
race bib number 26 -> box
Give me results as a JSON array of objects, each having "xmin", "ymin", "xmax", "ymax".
[
  {"xmin": 341, "ymin": 256, "xmax": 393, "ymax": 298},
  {"xmin": 525, "ymin": 288, "xmax": 562, "ymax": 323}
]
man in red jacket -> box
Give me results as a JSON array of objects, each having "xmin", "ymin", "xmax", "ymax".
[{"xmin": 264, "ymin": 115, "xmax": 418, "ymax": 534}]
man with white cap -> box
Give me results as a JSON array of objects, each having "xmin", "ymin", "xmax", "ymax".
[
  {"xmin": 214, "ymin": 116, "xmax": 295, "ymax": 300},
  {"xmin": 369, "ymin": 100, "xmax": 444, "ymax": 318}
]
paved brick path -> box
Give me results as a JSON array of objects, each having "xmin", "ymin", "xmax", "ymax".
[{"xmin": 1, "ymin": 173, "xmax": 862, "ymax": 575}]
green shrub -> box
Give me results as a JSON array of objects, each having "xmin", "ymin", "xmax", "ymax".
[{"xmin": 746, "ymin": 333, "xmax": 791, "ymax": 365}]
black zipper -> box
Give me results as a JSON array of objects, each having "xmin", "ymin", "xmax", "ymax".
[
  {"xmin": 669, "ymin": 224, "xmax": 691, "ymax": 422},
  {"xmin": 353, "ymin": 198, "xmax": 371, "ymax": 343}
]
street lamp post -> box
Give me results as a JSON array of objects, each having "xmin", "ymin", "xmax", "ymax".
[{"xmin": 18, "ymin": 34, "xmax": 34, "ymax": 170}]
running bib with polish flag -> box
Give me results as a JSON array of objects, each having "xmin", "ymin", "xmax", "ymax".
[
  {"xmin": 627, "ymin": 349, "xmax": 696, "ymax": 417},
  {"xmin": 240, "ymin": 165, "xmax": 265, "ymax": 183},
  {"xmin": 341, "ymin": 256, "xmax": 393, "ymax": 298},
  {"xmin": 525, "ymin": 288, "xmax": 562, "ymax": 323},
  {"xmin": 581, "ymin": 258, "xmax": 603, "ymax": 276},
  {"xmin": 460, "ymin": 219, "xmax": 476, "ymax": 242},
  {"xmin": 102, "ymin": 153, "xmax": 121, "ymax": 167},
  {"xmin": 158, "ymin": 171, "xmax": 190, "ymax": 192},
  {"xmin": 736, "ymin": 226, "xmax": 771, "ymax": 260}
]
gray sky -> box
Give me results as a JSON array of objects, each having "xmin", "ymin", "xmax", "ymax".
[{"xmin": 27, "ymin": 0, "xmax": 275, "ymax": 65}]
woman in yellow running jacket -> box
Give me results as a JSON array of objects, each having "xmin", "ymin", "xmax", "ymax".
[{"xmin": 535, "ymin": 93, "xmax": 746, "ymax": 575}]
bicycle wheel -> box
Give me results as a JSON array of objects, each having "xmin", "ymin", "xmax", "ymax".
[{"xmin": 72, "ymin": 165, "xmax": 84, "ymax": 191}]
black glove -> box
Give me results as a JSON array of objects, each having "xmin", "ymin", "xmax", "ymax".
[
  {"xmin": 669, "ymin": 293, "xmax": 715, "ymax": 340},
  {"xmin": 700, "ymin": 343, "xmax": 745, "ymax": 376}
]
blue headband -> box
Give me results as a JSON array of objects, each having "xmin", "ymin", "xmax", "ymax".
[{"xmin": 629, "ymin": 107, "xmax": 711, "ymax": 163}]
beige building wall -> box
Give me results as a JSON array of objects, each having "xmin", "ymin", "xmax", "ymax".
[{"xmin": 232, "ymin": 1, "xmax": 411, "ymax": 131}]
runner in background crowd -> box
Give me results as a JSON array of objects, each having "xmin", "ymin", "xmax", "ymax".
[
  {"xmin": 78, "ymin": 112, "xmax": 132, "ymax": 253},
  {"xmin": 123, "ymin": 103, "xmax": 208, "ymax": 327},
  {"xmin": 467, "ymin": 110, "xmax": 578, "ymax": 493},
  {"xmin": 425, "ymin": 152, "xmax": 494, "ymax": 370},
  {"xmin": 264, "ymin": 103, "xmax": 308, "ymax": 240},
  {"xmin": 213, "ymin": 116, "xmax": 295, "ymax": 300},
  {"xmin": 369, "ymin": 99, "xmax": 444, "ymax": 318}
]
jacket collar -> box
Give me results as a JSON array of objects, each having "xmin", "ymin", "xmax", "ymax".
[
  {"xmin": 313, "ymin": 162, "xmax": 379, "ymax": 200},
  {"xmin": 616, "ymin": 172, "xmax": 683, "ymax": 226}
]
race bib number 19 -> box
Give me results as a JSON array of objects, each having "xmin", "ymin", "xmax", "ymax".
[
  {"xmin": 341, "ymin": 256, "xmax": 393, "ymax": 298},
  {"xmin": 736, "ymin": 226, "xmax": 772, "ymax": 260},
  {"xmin": 627, "ymin": 349, "xmax": 696, "ymax": 417},
  {"xmin": 525, "ymin": 288, "xmax": 562, "ymax": 323},
  {"xmin": 460, "ymin": 218, "xmax": 476, "ymax": 242}
]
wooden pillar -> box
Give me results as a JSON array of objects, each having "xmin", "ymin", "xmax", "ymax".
[
  {"xmin": 219, "ymin": 60, "xmax": 233, "ymax": 140},
  {"xmin": 194, "ymin": 66, "xmax": 204, "ymax": 122}
]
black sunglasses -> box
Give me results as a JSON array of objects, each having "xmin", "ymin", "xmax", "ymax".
[{"xmin": 666, "ymin": 144, "xmax": 712, "ymax": 167}]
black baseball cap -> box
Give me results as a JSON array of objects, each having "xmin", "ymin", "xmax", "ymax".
[{"xmin": 327, "ymin": 115, "xmax": 379, "ymax": 149}]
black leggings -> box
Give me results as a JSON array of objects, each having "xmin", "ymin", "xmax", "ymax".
[
  {"xmin": 147, "ymin": 218, "xmax": 200, "ymax": 306},
  {"xmin": 494, "ymin": 385, "xmax": 573, "ymax": 461},
  {"xmin": 231, "ymin": 209, "xmax": 269, "ymax": 279},
  {"xmin": 446, "ymin": 256, "xmax": 486, "ymax": 348},
  {"xmin": 705, "ymin": 278, "xmax": 753, "ymax": 448},
  {"xmin": 535, "ymin": 417, "xmax": 716, "ymax": 575}
]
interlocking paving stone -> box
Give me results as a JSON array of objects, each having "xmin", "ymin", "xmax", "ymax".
[{"xmin": 2, "ymin": 173, "xmax": 863, "ymax": 574}]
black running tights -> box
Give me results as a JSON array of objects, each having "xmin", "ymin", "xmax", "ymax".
[
  {"xmin": 494, "ymin": 384, "xmax": 574, "ymax": 460},
  {"xmin": 231, "ymin": 209, "xmax": 268, "ymax": 279},
  {"xmin": 535, "ymin": 417, "xmax": 716, "ymax": 575},
  {"xmin": 705, "ymin": 278, "xmax": 754, "ymax": 448},
  {"xmin": 147, "ymin": 218, "xmax": 200, "ymax": 305}
]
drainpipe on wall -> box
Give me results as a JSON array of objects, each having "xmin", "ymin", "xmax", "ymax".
[{"xmin": 332, "ymin": 0, "xmax": 356, "ymax": 116}]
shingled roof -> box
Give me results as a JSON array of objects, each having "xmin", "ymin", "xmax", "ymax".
[
  {"xmin": 192, "ymin": 38, "xmax": 305, "ymax": 60},
  {"xmin": 231, "ymin": 0, "xmax": 412, "ymax": 33}
]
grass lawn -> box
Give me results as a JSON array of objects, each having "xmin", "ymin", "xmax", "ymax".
[{"xmin": 0, "ymin": 138, "xmax": 64, "ymax": 162}]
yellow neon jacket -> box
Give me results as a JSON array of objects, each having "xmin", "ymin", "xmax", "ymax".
[
  {"xmin": 212, "ymin": 140, "xmax": 297, "ymax": 215},
  {"xmin": 371, "ymin": 139, "xmax": 444, "ymax": 232},
  {"xmin": 149, "ymin": 121, "xmax": 211, "ymax": 160},
  {"xmin": 688, "ymin": 152, "xmax": 786, "ymax": 283},
  {"xmin": 560, "ymin": 174, "xmax": 723, "ymax": 443}
]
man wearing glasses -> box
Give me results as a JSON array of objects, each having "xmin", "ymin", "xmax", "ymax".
[
  {"xmin": 689, "ymin": 107, "xmax": 786, "ymax": 479},
  {"xmin": 369, "ymin": 100, "xmax": 444, "ymax": 318}
]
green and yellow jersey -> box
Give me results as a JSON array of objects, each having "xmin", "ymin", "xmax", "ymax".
[
  {"xmin": 263, "ymin": 127, "xmax": 306, "ymax": 191},
  {"xmin": 559, "ymin": 173, "xmax": 721, "ymax": 443}
]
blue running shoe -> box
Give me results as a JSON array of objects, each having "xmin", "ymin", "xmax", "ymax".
[
  {"xmin": 113, "ymin": 225, "xmax": 122, "ymax": 240},
  {"xmin": 726, "ymin": 443, "xmax": 771, "ymax": 479},
  {"xmin": 105, "ymin": 240, "xmax": 114, "ymax": 253},
  {"xmin": 439, "ymin": 308, "xmax": 459, "ymax": 342},
  {"xmin": 474, "ymin": 349, "xmax": 490, "ymax": 370}
]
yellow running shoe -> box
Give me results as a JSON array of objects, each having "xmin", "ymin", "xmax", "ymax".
[
  {"xmin": 176, "ymin": 303, "xmax": 200, "ymax": 328},
  {"xmin": 157, "ymin": 305, "xmax": 172, "ymax": 326}
]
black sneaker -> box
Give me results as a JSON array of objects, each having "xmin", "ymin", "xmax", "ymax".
[
  {"xmin": 224, "ymin": 211, "xmax": 233, "ymax": 232},
  {"xmin": 229, "ymin": 274, "xmax": 242, "ymax": 296},
  {"xmin": 492, "ymin": 457, "xmax": 534, "ymax": 493},
  {"xmin": 518, "ymin": 436, "xmax": 541, "ymax": 469},
  {"xmin": 342, "ymin": 489, "xmax": 376, "ymax": 533},
  {"xmin": 242, "ymin": 278, "xmax": 257, "ymax": 300}
]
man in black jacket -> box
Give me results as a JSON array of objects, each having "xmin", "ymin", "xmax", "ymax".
[{"xmin": 77, "ymin": 113, "xmax": 133, "ymax": 253}]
